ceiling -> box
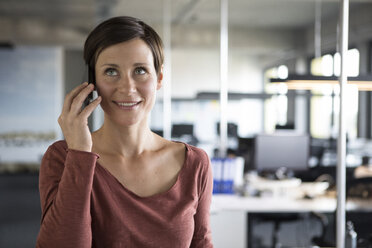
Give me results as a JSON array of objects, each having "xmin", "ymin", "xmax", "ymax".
[
  {"xmin": 0, "ymin": 1, "xmax": 364, "ymax": 32},
  {"xmin": 0, "ymin": 0, "xmax": 345, "ymax": 27},
  {"xmin": 0, "ymin": 0, "xmax": 371, "ymax": 53}
]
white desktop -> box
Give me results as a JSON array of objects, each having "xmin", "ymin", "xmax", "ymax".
[{"xmin": 210, "ymin": 179, "xmax": 372, "ymax": 248}]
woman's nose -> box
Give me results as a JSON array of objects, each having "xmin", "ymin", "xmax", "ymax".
[{"xmin": 117, "ymin": 76, "xmax": 136, "ymax": 94}]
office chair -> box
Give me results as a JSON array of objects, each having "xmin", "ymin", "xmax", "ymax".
[
  {"xmin": 310, "ymin": 212, "xmax": 335, "ymax": 247},
  {"xmin": 311, "ymin": 176, "xmax": 372, "ymax": 247},
  {"xmin": 252, "ymin": 212, "xmax": 304, "ymax": 248}
]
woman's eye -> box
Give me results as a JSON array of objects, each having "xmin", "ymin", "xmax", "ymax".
[
  {"xmin": 105, "ymin": 68, "xmax": 118, "ymax": 76},
  {"xmin": 134, "ymin": 67, "xmax": 146, "ymax": 75}
]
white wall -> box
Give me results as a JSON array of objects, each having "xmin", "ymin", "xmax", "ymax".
[
  {"xmin": 170, "ymin": 48, "xmax": 220, "ymax": 98},
  {"xmin": 167, "ymin": 48, "xmax": 264, "ymax": 98}
]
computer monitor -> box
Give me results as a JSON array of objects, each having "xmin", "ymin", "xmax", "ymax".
[
  {"xmin": 254, "ymin": 133, "xmax": 310, "ymax": 174},
  {"xmin": 171, "ymin": 124, "xmax": 194, "ymax": 138}
]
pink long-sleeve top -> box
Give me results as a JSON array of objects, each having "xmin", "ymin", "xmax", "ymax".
[{"xmin": 36, "ymin": 140, "xmax": 213, "ymax": 248}]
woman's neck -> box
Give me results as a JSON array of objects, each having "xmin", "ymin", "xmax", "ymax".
[{"xmin": 93, "ymin": 117, "xmax": 157, "ymax": 158}]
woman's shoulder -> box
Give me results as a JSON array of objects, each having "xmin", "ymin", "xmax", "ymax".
[
  {"xmin": 157, "ymin": 137, "xmax": 210, "ymax": 168},
  {"xmin": 182, "ymin": 142, "xmax": 210, "ymax": 164},
  {"xmin": 162, "ymin": 139, "xmax": 208, "ymax": 161},
  {"xmin": 166, "ymin": 141, "xmax": 211, "ymax": 177}
]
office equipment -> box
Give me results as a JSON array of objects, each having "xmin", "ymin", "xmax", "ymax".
[
  {"xmin": 254, "ymin": 133, "xmax": 310, "ymax": 176},
  {"xmin": 246, "ymin": 175, "xmax": 329, "ymax": 199},
  {"xmin": 347, "ymin": 177, "xmax": 372, "ymax": 199},
  {"xmin": 212, "ymin": 157, "xmax": 245, "ymax": 194},
  {"xmin": 275, "ymin": 122, "xmax": 295, "ymax": 130},
  {"xmin": 151, "ymin": 129, "xmax": 164, "ymax": 137},
  {"xmin": 216, "ymin": 122, "xmax": 238, "ymax": 137},
  {"xmin": 171, "ymin": 124, "xmax": 194, "ymax": 137},
  {"xmin": 346, "ymin": 221, "xmax": 357, "ymax": 248},
  {"xmin": 171, "ymin": 124, "xmax": 198, "ymax": 146},
  {"xmin": 237, "ymin": 137, "xmax": 255, "ymax": 172},
  {"xmin": 251, "ymin": 133, "xmax": 310, "ymax": 247}
]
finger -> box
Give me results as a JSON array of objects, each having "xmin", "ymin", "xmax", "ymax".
[
  {"xmin": 61, "ymin": 82, "xmax": 89, "ymax": 115},
  {"xmin": 80, "ymin": 96, "xmax": 102, "ymax": 119},
  {"xmin": 69, "ymin": 84, "xmax": 95, "ymax": 114}
]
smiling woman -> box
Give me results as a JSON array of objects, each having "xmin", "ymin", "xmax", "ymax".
[
  {"xmin": 36, "ymin": 16, "xmax": 213, "ymax": 248},
  {"xmin": 95, "ymin": 38, "xmax": 162, "ymax": 127}
]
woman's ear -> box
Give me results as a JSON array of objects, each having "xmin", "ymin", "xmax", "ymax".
[{"xmin": 156, "ymin": 66, "xmax": 164, "ymax": 90}]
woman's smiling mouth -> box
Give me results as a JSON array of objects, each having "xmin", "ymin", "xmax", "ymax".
[{"xmin": 114, "ymin": 101, "xmax": 141, "ymax": 109}]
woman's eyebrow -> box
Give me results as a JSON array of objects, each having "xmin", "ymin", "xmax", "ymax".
[
  {"xmin": 99, "ymin": 63, "xmax": 150, "ymax": 68},
  {"xmin": 133, "ymin": 62, "xmax": 150, "ymax": 66},
  {"xmin": 100, "ymin": 63, "xmax": 119, "ymax": 68}
]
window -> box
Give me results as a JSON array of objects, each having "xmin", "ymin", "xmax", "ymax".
[
  {"xmin": 334, "ymin": 49, "xmax": 360, "ymax": 77},
  {"xmin": 309, "ymin": 49, "xmax": 360, "ymax": 139},
  {"xmin": 264, "ymin": 65, "xmax": 289, "ymax": 133},
  {"xmin": 310, "ymin": 49, "xmax": 360, "ymax": 77}
]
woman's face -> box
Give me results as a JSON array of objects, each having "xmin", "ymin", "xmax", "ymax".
[{"xmin": 95, "ymin": 38, "xmax": 162, "ymax": 126}]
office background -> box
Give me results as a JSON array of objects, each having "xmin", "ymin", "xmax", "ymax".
[{"xmin": 1, "ymin": 0, "xmax": 372, "ymax": 247}]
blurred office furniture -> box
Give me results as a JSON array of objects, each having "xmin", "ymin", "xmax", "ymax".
[
  {"xmin": 237, "ymin": 133, "xmax": 310, "ymax": 177},
  {"xmin": 171, "ymin": 123, "xmax": 198, "ymax": 146},
  {"xmin": 311, "ymin": 212, "xmax": 372, "ymax": 248},
  {"xmin": 0, "ymin": 173, "xmax": 41, "ymax": 248},
  {"xmin": 172, "ymin": 123, "xmax": 194, "ymax": 137},
  {"xmin": 214, "ymin": 122, "xmax": 239, "ymax": 157},
  {"xmin": 253, "ymin": 133, "xmax": 309, "ymax": 177},
  {"xmin": 211, "ymin": 190, "xmax": 372, "ymax": 248},
  {"xmin": 212, "ymin": 194, "xmax": 335, "ymax": 248},
  {"xmin": 250, "ymin": 133, "xmax": 315, "ymax": 247},
  {"xmin": 347, "ymin": 176, "xmax": 372, "ymax": 200},
  {"xmin": 250, "ymin": 212, "xmax": 304, "ymax": 248},
  {"xmin": 213, "ymin": 135, "xmax": 372, "ymax": 247},
  {"xmin": 244, "ymin": 177, "xmax": 328, "ymax": 248},
  {"xmin": 237, "ymin": 137, "xmax": 255, "ymax": 172},
  {"xmin": 216, "ymin": 122, "xmax": 238, "ymax": 138},
  {"xmin": 310, "ymin": 175, "xmax": 372, "ymax": 247},
  {"xmin": 310, "ymin": 211, "xmax": 334, "ymax": 247},
  {"xmin": 275, "ymin": 122, "xmax": 295, "ymax": 130},
  {"xmin": 151, "ymin": 129, "xmax": 164, "ymax": 137}
]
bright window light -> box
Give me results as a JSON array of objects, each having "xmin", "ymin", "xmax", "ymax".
[
  {"xmin": 265, "ymin": 67, "xmax": 278, "ymax": 78},
  {"xmin": 278, "ymin": 65, "xmax": 288, "ymax": 79},
  {"xmin": 321, "ymin": 54, "xmax": 333, "ymax": 76},
  {"xmin": 334, "ymin": 53, "xmax": 341, "ymax": 76},
  {"xmin": 347, "ymin": 49, "xmax": 360, "ymax": 77},
  {"xmin": 334, "ymin": 49, "xmax": 360, "ymax": 77},
  {"xmin": 311, "ymin": 57, "xmax": 323, "ymax": 76}
]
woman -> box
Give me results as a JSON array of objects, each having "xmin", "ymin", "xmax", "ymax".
[{"xmin": 36, "ymin": 16, "xmax": 213, "ymax": 248}]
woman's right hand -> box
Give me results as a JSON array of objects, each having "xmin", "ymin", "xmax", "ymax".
[{"xmin": 58, "ymin": 82, "xmax": 102, "ymax": 152}]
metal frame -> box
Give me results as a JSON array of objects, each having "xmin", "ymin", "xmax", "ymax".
[{"xmin": 336, "ymin": 0, "xmax": 349, "ymax": 247}]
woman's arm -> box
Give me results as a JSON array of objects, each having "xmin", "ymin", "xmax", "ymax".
[
  {"xmin": 37, "ymin": 82, "xmax": 101, "ymax": 248},
  {"xmin": 190, "ymin": 151, "xmax": 214, "ymax": 248},
  {"xmin": 36, "ymin": 141, "xmax": 98, "ymax": 248}
]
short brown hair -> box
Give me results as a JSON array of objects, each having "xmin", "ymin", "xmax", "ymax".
[{"xmin": 84, "ymin": 16, "xmax": 164, "ymax": 78}]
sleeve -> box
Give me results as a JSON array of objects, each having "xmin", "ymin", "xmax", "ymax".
[
  {"xmin": 36, "ymin": 141, "xmax": 99, "ymax": 248},
  {"xmin": 190, "ymin": 150, "xmax": 214, "ymax": 248}
]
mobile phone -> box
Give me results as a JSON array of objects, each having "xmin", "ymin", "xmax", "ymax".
[{"xmin": 82, "ymin": 65, "xmax": 96, "ymax": 108}]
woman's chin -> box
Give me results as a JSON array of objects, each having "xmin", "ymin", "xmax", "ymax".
[{"xmin": 112, "ymin": 116, "xmax": 144, "ymax": 127}]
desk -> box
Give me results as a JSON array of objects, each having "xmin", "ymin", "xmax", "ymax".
[
  {"xmin": 212, "ymin": 195, "xmax": 337, "ymax": 213},
  {"xmin": 210, "ymin": 194, "xmax": 372, "ymax": 248},
  {"xmin": 212, "ymin": 194, "xmax": 372, "ymax": 213}
]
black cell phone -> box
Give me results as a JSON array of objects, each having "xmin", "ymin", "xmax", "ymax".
[{"xmin": 82, "ymin": 65, "xmax": 96, "ymax": 108}]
